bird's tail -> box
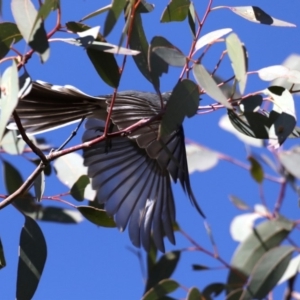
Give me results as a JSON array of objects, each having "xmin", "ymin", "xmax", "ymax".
[{"xmin": 11, "ymin": 80, "xmax": 107, "ymax": 135}]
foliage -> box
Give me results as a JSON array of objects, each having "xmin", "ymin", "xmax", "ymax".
[{"xmin": 1, "ymin": 0, "xmax": 300, "ymax": 299}]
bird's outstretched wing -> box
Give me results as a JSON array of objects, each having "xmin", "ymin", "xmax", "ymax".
[
  {"xmin": 83, "ymin": 118, "xmax": 176, "ymax": 252},
  {"xmin": 13, "ymin": 81, "xmax": 201, "ymax": 251}
]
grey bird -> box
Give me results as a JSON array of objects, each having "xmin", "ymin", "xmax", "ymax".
[{"xmin": 14, "ymin": 80, "xmax": 202, "ymax": 252}]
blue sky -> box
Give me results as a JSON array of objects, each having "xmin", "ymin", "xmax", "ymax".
[{"xmin": 1, "ymin": 1, "xmax": 300, "ymax": 299}]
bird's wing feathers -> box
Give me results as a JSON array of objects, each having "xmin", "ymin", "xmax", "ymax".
[
  {"xmin": 82, "ymin": 118, "xmax": 175, "ymax": 252},
  {"xmin": 107, "ymin": 93, "xmax": 202, "ymax": 216},
  {"xmin": 15, "ymin": 82, "xmax": 200, "ymax": 251}
]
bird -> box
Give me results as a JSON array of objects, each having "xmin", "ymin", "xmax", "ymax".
[{"xmin": 14, "ymin": 79, "xmax": 202, "ymax": 252}]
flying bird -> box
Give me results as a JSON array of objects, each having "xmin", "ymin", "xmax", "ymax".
[{"xmin": 14, "ymin": 80, "xmax": 202, "ymax": 252}]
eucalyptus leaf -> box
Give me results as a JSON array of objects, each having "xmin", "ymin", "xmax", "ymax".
[
  {"xmin": 0, "ymin": 62, "xmax": 19, "ymax": 142},
  {"xmin": 11, "ymin": 0, "xmax": 50, "ymax": 62},
  {"xmin": 226, "ymin": 33, "xmax": 247, "ymax": 94},
  {"xmin": 225, "ymin": 6, "xmax": 296, "ymax": 27},
  {"xmin": 16, "ymin": 216, "xmax": 47, "ymax": 300},
  {"xmin": 145, "ymin": 251, "xmax": 181, "ymax": 292},
  {"xmin": 77, "ymin": 206, "xmax": 116, "ymax": 227},
  {"xmin": 193, "ymin": 64, "xmax": 232, "ymax": 109},
  {"xmin": 103, "ymin": 0, "xmax": 126, "ymax": 36},
  {"xmin": 194, "ymin": 28, "xmax": 232, "ymax": 54},
  {"xmin": 34, "ymin": 171, "xmax": 45, "ymax": 202},
  {"xmin": 245, "ymin": 246, "xmax": 294, "ymax": 299},
  {"xmin": 161, "ymin": 0, "xmax": 191, "ymax": 22},
  {"xmin": 0, "ymin": 22, "xmax": 22, "ymax": 59},
  {"xmin": 227, "ymin": 217, "xmax": 294, "ymax": 290},
  {"xmin": 142, "ymin": 279, "xmax": 179, "ymax": 300},
  {"xmin": 159, "ymin": 79, "xmax": 199, "ymax": 137}
]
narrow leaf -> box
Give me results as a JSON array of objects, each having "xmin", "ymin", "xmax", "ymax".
[
  {"xmin": 246, "ymin": 246, "xmax": 294, "ymax": 299},
  {"xmin": 229, "ymin": 6, "xmax": 296, "ymax": 27},
  {"xmin": 279, "ymin": 146, "xmax": 300, "ymax": 179},
  {"xmin": 227, "ymin": 217, "xmax": 294, "ymax": 289},
  {"xmin": 186, "ymin": 143, "xmax": 219, "ymax": 173},
  {"xmin": 192, "ymin": 264, "xmax": 209, "ymax": 271},
  {"xmin": 226, "ymin": 33, "xmax": 247, "ymax": 94},
  {"xmin": 258, "ymin": 65, "xmax": 289, "ymax": 81},
  {"xmin": 0, "ymin": 22, "xmax": 22, "ymax": 59},
  {"xmin": 153, "ymin": 46, "xmax": 186, "ymax": 67},
  {"xmin": 145, "ymin": 251, "xmax": 181, "ymax": 292},
  {"xmin": 229, "ymin": 195, "xmax": 251, "ymax": 211},
  {"xmin": 194, "ymin": 28, "xmax": 232, "ymax": 54},
  {"xmin": 70, "ymin": 175, "xmax": 90, "ymax": 202},
  {"xmin": 11, "ymin": 0, "xmax": 50, "ymax": 62},
  {"xmin": 0, "ymin": 131, "xmax": 26, "ymax": 155},
  {"xmin": 80, "ymin": 4, "xmax": 112, "ymax": 22},
  {"xmin": 248, "ymin": 156, "xmax": 264, "ymax": 183},
  {"xmin": 161, "ymin": 0, "xmax": 191, "ymax": 23},
  {"xmin": 193, "ymin": 64, "xmax": 232, "ymax": 108},
  {"xmin": 188, "ymin": 3, "xmax": 196, "ymax": 38},
  {"xmin": 3, "ymin": 159, "xmax": 24, "ymax": 194},
  {"xmin": 16, "ymin": 216, "xmax": 47, "ymax": 300},
  {"xmin": 0, "ymin": 62, "xmax": 19, "ymax": 142},
  {"xmin": 34, "ymin": 171, "xmax": 45, "ymax": 202},
  {"xmin": 0, "ymin": 238, "xmax": 6, "ymax": 269},
  {"xmin": 142, "ymin": 279, "xmax": 179, "ymax": 300},
  {"xmin": 103, "ymin": 0, "xmax": 126, "ymax": 36},
  {"xmin": 77, "ymin": 206, "xmax": 116, "ymax": 227},
  {"xmin": 159, "ymin": 79, "xmax": 199, "ymax": 137}
]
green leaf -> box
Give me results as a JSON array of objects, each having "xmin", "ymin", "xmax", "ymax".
[
  {"xmin": 0, "ymin": 237, "xmax": 6, "ymax": 269},
  {"xmin": 0, "ymin": 22, "xmax": 22, "ymax": 59},
  {"xmin": 80, "ymin": 4, "xmax": 112, "ymax": 22},
  {"xmin": 187, "ymin": 287, "xmax": 203, "ymax": 300},
  {"xmin": 31, "ymin": 0, "xmax": 60, "ymax": 38},
  {"xmin": 143, "ymin": 279, "xmax": 179, "ymax": 300},
  {"xmin": 194, "ymin": 28, "xmax": 232, "ymax": 54},
  {"xmin": 192, "ymin": 264, "xmax": 209, "ymax": 271},
  {"xmin": 53, "ymin": 152, "xmax": 95, "ymax": 201},
  {"xmin": 186, "ymin": 143, "xmax": 219, "ymax": 173},
  {"xmin": 129, "ymin": 12, "xmax": 153, "ymax": 85},
  {"xmin": 159, "ymin": 79, "xmax": 199, "ymax": 137},
  {"xmin": 2, "ymin": 159, "xmax": 23, "ymax": 194},
  {"xmin": 145, "ymin": 251, "xmax": 181, "ymax": 292},
  {"xmin": 137, "ymin": 0, "xmax": 155, "ymax": 13},
  {"xmin": 16, "ymin": 216, "xmax": 47, "ymax": 300},
  {"xmin": 147, "ymin": 238, "xmax": 158, "ymax": 277},
  {"xmin": 87, "ymin": 48, "xmax": 120, "ymax": 88},
  {"xmin": 227, "ymin": 217, "xmax": 294, "ymax": 291},
  {"xmin": 153, "ymin": 44, "xmax": 186, "ymax": 67},
  {"xmin": 193, "ymin": 64, "xmax": 232, "ymax": 109},
  {"xmin": 103, "ymin": 0, "xmax": 126, "ymax": 36},
  {"xmin": 30, "ymin": 158, "xmax": 52, "ymax": 176},
  {"xmin": 203, "ymin": 283, "xmax": 226, "ymax": 299},
  {"xmin": 279, "ymin": 146, "xmax": 300, "ymax": 179},
  {"xmin": 40, "ymin": 207, "xmax": 83, "ymax": 224},
  {"xmin": 148, "ymin": 36, "xmax": 170, "ymax": 90},
  {"xmin": 0, "ymin": 131, "xmax": 26, "ymax": 155},
  {"xmin": 34, "ymin": 171, "xmax": 45, "ymax": 202},
  {"xmin": 246, "ymin": 246, "xmax": 294, "ymax": 299},
  {"xmin": 226, "ymin": 33, "xmax": 247, "ymax": 95},
  {"xmin": 0, "ymin": 61, "xmax": 19, "ymax": 142},
  {"xmin": 248, "ymin": 156, "xmax": 264, "ymax": 183},
  {"xmin": 226, "ymin": 6, "xmax": 296, "ymax": 27},
  {"xmin": 70, "ymin": 175, "xmax": 90, "ymax": 202},
  {"xmin": 77, "ymin": 206, "xmax": 116, "ymax": 227},
  {"xmin": 229, "ymin": 195, "xmax": 251, "ymax": 211},
  {"xmin": 187, "ymin": 3, "xmax": 196, "ymax": 38},
  {"xmin": 11, "ymin": 0, "xmax": 50, "ymax": 62},
  {"xmin": 161, "ymin": 0, "xmax": 191, "ymax": 23}
]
